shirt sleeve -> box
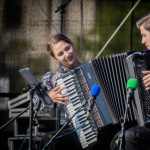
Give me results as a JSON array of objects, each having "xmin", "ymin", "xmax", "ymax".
[
  {"xmin": 42, "ymin": 72, "xmax": 56, "ymax": 90},
  {"xmin": 33, "ymin": 72, "xmax": 59, "ymax": 112}
]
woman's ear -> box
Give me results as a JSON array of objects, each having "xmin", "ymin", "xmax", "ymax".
[{"xmin": 52, "ymin": 57, "xmax": 59, "ymax": 62}]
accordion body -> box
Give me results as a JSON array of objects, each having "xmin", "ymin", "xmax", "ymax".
[{"xmin": 56, "ymin": 50, "xmax": 150, "ymax": 149}]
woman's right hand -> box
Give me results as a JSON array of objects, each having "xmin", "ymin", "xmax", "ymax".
[{"xmin": 48, "ymin": 86, "xmax": 69, "ymax": 105}]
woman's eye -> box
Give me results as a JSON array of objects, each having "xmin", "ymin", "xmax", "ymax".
[
  {"xmin": 66, "ymin": 45, "xmax": 70, "ymax": 51},
  {"xmin": 58, "ymin": 52, "xmax": 63, "ymax": 56}
]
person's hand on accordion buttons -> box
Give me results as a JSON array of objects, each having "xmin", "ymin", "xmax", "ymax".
[
  {"xmin": 48, "ymin": 86, "xmax": 69, "ymax": 105},
  {"xmin": 142, "ymin": 71, "xmax": 150, "ymax": 90}
]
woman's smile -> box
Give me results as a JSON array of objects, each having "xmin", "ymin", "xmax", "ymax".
[{"xmin": 67, "ymin": 55, "xmax": 73, "ymax": 61}]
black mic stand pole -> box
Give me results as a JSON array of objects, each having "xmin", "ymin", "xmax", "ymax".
[
  {"xmin": 44, "ymin": 101, "xmax": 86, "ymax": 150},
  {"xmin": 55, "ymin": 0, "xmax": 72, "ymax": 33},
  {"xmin": 28, "ymin": 87, "xmax": 43, "ymax": 150},
  {"xmin": 119, "ymin": 89, "xmax": 134, "ymax": 150},
  {"xmin": 28, "ymin": 88, "xmax": 35, "ymax": 150},
  {"xmin": 59, "ymin": 7, "xmax": 64, "ymax": 34},
  {"xmin": 0, "ymin": 106, "xmax": 30, "ymax": 130}
]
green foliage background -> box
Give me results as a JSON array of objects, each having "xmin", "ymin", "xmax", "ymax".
[{"xmin": 75, "ymin": 0, "xmax": 149, "ymax": 62}]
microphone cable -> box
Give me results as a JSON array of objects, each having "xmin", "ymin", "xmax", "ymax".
[
  {"xmin": 42, "ymin": 123, "xmax": 86, "ymax": 150},
  {"xmin": 19, "ymin": 128, "xmax": 30, "ymax": 150}
]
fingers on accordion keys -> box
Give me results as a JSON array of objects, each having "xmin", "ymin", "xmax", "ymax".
[{"xmin": 86, "ymin": 112, "xmax": 90, "ymax": 118}]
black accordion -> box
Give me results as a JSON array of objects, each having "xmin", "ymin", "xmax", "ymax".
[{"xmin": 56, "ymin": 50, "xmax": 150, "ymax": 149}]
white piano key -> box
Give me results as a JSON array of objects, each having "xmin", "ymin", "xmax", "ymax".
[
  {"xmin": 69, "ymin": 93, "xmax": 79, "ymax": 100},
  {"xmin": 67, "ymin": 102, "xmax": 82, "ymax": 112},
  {"xmin": 70, "ymin": 97, "xmax": 80, "ymax": 103},
  {"xmin": 61, "ymin": 89, "xmax": 68, "ymax": 95},
  {"xmin": 79, "ymin": 133, "xmax": 97, "ymax": 148},
  {"xmin": 68, "ymin": 109, "xmax": 85, "ymax": 118},
  {"xmin": 61, "ymin": 74, "xmax": 76, "ymax": 82}
]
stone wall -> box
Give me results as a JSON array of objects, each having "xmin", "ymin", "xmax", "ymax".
[{"xmin": 0, "ymin": 0, "xmax": 96, "ymax": 73}]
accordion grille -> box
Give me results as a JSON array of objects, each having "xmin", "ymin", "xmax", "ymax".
[{"xmin": 89, "ymin": 53, "xmax": 136, "ymax": 123}]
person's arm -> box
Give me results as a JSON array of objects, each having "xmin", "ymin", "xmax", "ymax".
[
  {"xmin": 142, "ymin": 71, "xmax": 150, "ymax": 90},
  {"xmin": 42, "ymin": 72, "xmax": 69, "ymax": 105}
]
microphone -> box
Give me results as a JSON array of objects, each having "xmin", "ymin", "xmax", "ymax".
[
  {"xmin": 126, "ymin": 78, "xmax": 138, "ymax": 103},
  {"xmin": 87, "ymin": 85, "xmax": 101, "ymax": 118},
  {"xmin": 117, "ymin": 78, "xmax": 138, "ymax": 150}
]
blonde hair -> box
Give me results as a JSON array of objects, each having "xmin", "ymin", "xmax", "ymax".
[{"xmin": 136, "ymin": 13, "xmax": 150, "ymax": 32}]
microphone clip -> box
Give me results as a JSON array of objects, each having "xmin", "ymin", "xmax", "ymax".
[
  {"xmin": 126, "ymin": 88, "xmax": 134, "ymax": 104},
  {"xmin": 87, "ymin": 96, "xmax": 94, "ymax": 112}
]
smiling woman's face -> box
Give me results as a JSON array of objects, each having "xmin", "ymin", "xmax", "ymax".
[{"xmin": 52, "ymin": 40, "xmax": 78, "ymax": 68}]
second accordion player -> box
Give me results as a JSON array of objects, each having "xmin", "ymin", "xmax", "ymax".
[{"xmin": 56, "ymin": 50, "xmax": 150, "ymax": 149}]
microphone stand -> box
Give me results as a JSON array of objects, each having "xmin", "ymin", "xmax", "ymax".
[
  {"xmin": 0, "ymin": 84, "xmax": 47, "ymax": 150},
  {"xmin": 55, "ymin": 0, "xmax": 72, "ymax": 33},
  {"xmin": 28, "ymin": 88, "xmax": 35, "ymax": 150},
  {"xmin": 28, "ymin": 83, "xmax": 48, "ymax": 150},
  {"xmin": 0, "ymin": 89, "xmax": 34, "ymax": 150},
  {"xmin": 119, "ymin": 89, "xmax": 134, "ymax": 150},
  {"xmin": 0, "ymin": 106, "xmax": 30, "ymax": 130},
  {"xmin": 44, "ymin": 101, "xmax": 86, "ymax": 150}
]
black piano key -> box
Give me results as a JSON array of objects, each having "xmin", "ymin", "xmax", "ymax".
[{"xmin": 86, "ymin": 136, "xmax": 96, "ymax": 143}]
